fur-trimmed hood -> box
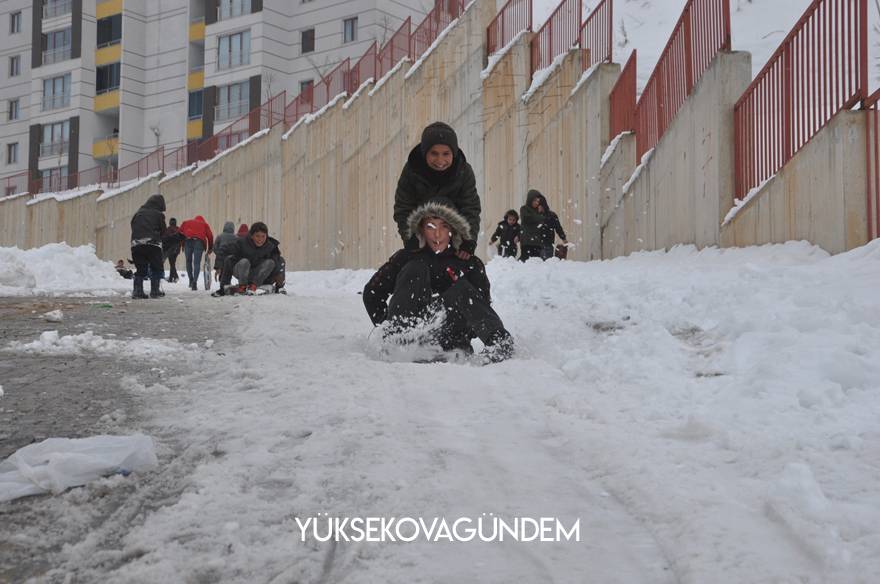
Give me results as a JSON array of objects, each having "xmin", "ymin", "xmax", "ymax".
[{"xmin": 406, "ymin": 200, "xmax": 472, "ymax": 249}]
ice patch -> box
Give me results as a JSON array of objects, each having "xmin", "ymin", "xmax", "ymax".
[{"xmin": 6, "ymin": 330, "xmax": 203, "ymax": 360}]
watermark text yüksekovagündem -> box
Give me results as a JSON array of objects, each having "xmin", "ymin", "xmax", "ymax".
[{"xmin": 294, "ymin": 515, "xmax": 581, "ymax": 543}]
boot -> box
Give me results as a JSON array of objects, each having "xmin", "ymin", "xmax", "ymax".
[
  {"xmin": 132, "ymin": 276, "xmax": 149, "ymax": 299},
  {"xmin": 149, "ymin": 277, "xmax": 164, "ymax": 298},
  {"xmin": 482, "ymin": 330, "xmax": 514, "ymax": 363}
]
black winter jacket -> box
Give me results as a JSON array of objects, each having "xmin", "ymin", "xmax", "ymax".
[
  {"xmin": 490, "ymin": 221, "xmax": 522, "ymax": 249},
  {"xmin": 394, "ymin": 145, "xmax": 481, "ymax": 248},
  {"xmin": 363, "ymin": 246, "xmax": 491, "ymax": 326},
  {"xmin": 520, "ymin": 191, "xmax": 566, "ymax": 247},
  {"xmin": 224, "ymin": 234, "xmax": 282, "ymax": 266},
  {"xmin": 130, "ymin": 194, "xmax": 166, "ymax": 247},
  {"xmin": 213, "ymin": 222, "xmax": 238, "ymax": 269}
]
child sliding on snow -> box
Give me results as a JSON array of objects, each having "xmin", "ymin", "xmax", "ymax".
[
  {"xmin": 363, "ymin": 199, "xmax": 514, "ymax": 363},
  {"xmin": 489, "ymin": 210, "xmax": 521, "ymax": 258}
]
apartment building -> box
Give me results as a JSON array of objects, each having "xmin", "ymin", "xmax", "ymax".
[{"xmin": 0, "ymin": 0, "xmax": 428, "ymax": 194}]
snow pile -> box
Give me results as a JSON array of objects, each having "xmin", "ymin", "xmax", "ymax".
[
  {"xmin": 6, "ymin": 330, "xmax": 204, "ymax": 361},
  {"xmin": 62, "ymin": 241, "xmax": 880, "ymax": 582},
  {"xmin": 0, "ymin": 435, "xmax": 158, "ymax": 502},
  {"xmin": 0, "ymin": 244, "xmax": 131, "ymax": 296}
]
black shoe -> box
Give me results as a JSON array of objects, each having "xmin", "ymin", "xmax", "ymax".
[
  {"xmin": 149, "ymin": 277, "xmax": 163, "ymax": 299},
  {"xmin": 132, "ymin": 277, "xmax": 149, "ymax": 299}
]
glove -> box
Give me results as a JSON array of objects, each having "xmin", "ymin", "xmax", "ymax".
[
  {"xmin": 459, "ymin": 239, "xmax": 477, "ymax": 255},
  {"xmin": 403, "ymin": 235, "xmax": 420, "ymax": 250}
]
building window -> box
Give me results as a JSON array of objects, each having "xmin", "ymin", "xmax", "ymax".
[
  {"xmin": 9, "ymin": 55, "xmax": 21, "ymax": 77},
  {"xmin": 7, "ymin": 143, "xmax": 18, "ymax": 164},
  {"xmin": 97, "ymin": 14, "xmax": 122, "ymax": 47},
  {"xmin": 216, "ymin": 80, "xmax": 249, "ymax": 121},
  {"xmin": 188, "ymin": 90, "xmax": 203, "ymax": 119},
  {"xmin": 218, "ymin": 30, "xmax": 251, "ymax": 70},
  {"xmin": 43, "ymin": 0, "xmax": 73, "ymax": 19},
  {"xmin": 42, "ymin": 73, "xmax": 71, "ymax": 110},
  {"xmin": 218, "ymin": 0, "xmax": 252, "ymax": 21},
  {"xmin": 43, "ymin": 28, "xmax": 72, "ymax": 64},
  {"xmin": 96, "ymin": 63, "xmax": 120, "ymax": 94},
  {"xmin": 10, "ymin": 11, "xmax": 22, "ymax": 34},
  {"xmin": 301, "ymin": 28, "xmax": 315, "ymax": 54},
  {"xmin": 8, "ymin": 99, "xmax": 20, "ymax": 120},
  {"xmin": 40, "ymin": 121, "xmax": 69, "ymax": 158},
  {"xmin": 343, "ymin": 17, "xmax": 357, "ymax": 44}
]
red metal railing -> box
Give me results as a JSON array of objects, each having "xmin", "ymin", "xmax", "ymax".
[
  {"xmin": 411, "ymin": 0, "xmax": 464, "ymax": 58},
  {"xmin": 163, "ymin": 141, "xmax": 200, "ymax": 175},
  {"xmin": 867, "ymin": 89, "xmax": 880, "ymax": 240},
  {"xmin": 117, "ymin": 146, "xmax": 163, "ymax": 184},
  {"xmin": 530, "ymin": 0, "xmax": 582, "ymax": 77},
  {"xmin": 28, "ymin": 163, "xmax": 118, "ymax": 195},
  {"xmin": 635, "ymin": 0, "xmax": 731, "ymax": 159},
  {"xmin": 284, "ymin": 84, "xmax": 314, "ymax": 127},
  {"xmin": 348, "ymin": 41, "xmax": 377, "ymax": 92},
  {"xmin": 578, "ymin": 0, "xmax": 612, "ymax": 71},
  {"xmin": 200, "ymin": 91, "xmax": 286, "ymax": 161},
  {"xmin": 2, "ymin": 170, "xmax": 29, "ymax": 196},
  {"xmin": 377, "ymin": 17, "xmax": 412, "ymax": 80},
  {"xmin": 734, "ymin": 0, "xmax": 867, "ymax": 199},
  {"xmin": 609, "ymin": 50, "xmax": 637, "ymax": 141},
  {"xmin": 314, "ymin": 60, "xmax": 349, "ymax": 113},
  {"xmin": 487, "ymin": 0, "xmax": 532, "ymax": 56}
]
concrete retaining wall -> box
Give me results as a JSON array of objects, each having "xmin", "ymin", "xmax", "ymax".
[
  {"xmin": 600, "ymin": 51, "xmax": 752, "ymax": 257},
  {"xmin": 721, "ymin": 110, "xmax": 868, "ymax": 254},
  {"xmin": 2, "ymin": 0, "xmax": 873, "ymax": 266}
]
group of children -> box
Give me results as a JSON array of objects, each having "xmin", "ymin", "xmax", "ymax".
[{"xmin": 488, "ymin": 189, "xmax": 569, "ymax": 262}]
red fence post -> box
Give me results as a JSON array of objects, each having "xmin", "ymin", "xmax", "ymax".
[{"xmin": 683, "ymin": 6, "xmax": 694, "ymax": 93}]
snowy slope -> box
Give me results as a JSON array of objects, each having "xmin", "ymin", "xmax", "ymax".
[
  {"xmin": 23, "ymin": 241, "xmax": 879, "ymax": 582},
  {"xmin": 531, "ymin": 0, "xmax": 880, "ymax": 93}
]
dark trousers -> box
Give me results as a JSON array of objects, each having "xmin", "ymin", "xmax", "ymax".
[
  {"xmin": 387, "ymin": 261, "xmax": 509, "ymax": 351},
  {"xmin": 184, "ymin": 239, "xmax": 205, "ymax": 288},
  {"xmin": 165, "ymin": 251, "xmax": 179, "ymax": 282},
  {"xmin": 498, "ymin": 243, "xmax": 518, "ymax": 258},
  {"xmin": 131, "ymin": 244, "xmax": 163, "ymax": 279},
  {"xmin": 520, "ymin": 244, "xmax": 554, "ymax": 261},
  {"xmin": 220, "ymin": 256, "xmax": 285, "ymax": 288}
]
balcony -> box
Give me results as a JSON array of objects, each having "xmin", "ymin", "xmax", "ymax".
[
  {"xmin": 43, "ymin": 46, "xmax": 72, "ymax": 65},
  {"xmin": 96, "ymin": 0, "xmax": 122, "ymax": 19},
  {"xmin": 92, "ymin": 135, "xmax": 119, "ymax": 159},
  {"xmin": 187, "ymin": 119, "xmax": 204, "ymax": 140},
  {"xmin": 42, "ymin": 93, "xmax": 71, "ymax": 111},
  {"xmin": 43, "ymin": 0, "xmax": 72, "ymax": 19},
  {"xmin": 94, "ymin": 89, "xmax": 120, "ymax": 112},
  {"xmin": 187, "ymin": 68, "xmax": 204, "ymax": 90},
  {"xmin": 40, "ymin": 140, "xmax": 68, "ymax": 158},
  {"xmin": 215, "ymin": 100, "xmax": 249, "ymax": 122},
  {"xmin": 95, "ymin": 43, "xmax": 121, "ymax": 66},
  {"xmin": 189, "ymin": 17, "xmax": 205, "ymax": 42}
]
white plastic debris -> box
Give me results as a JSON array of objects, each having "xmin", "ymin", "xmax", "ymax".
[
  {"xmin": 43, "ymin": 309, "xmax": 63, "ymax": 322},
  {"xmin": 0, "ymin": 434, "xmax": 158, "ymax": 502}
]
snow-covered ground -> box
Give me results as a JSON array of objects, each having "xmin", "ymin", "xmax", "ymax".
[
  {"xmin": 6, "ymin": 240, "xmax": 878, "ymax": 582},
  {"xmin": 531, "ymin": 0, "xmax": 880, "ymax": 94}
]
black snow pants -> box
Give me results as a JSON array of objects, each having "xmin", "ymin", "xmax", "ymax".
[{"xmin": 387, "ymin": 261, "xmax": 510, "ymax": 352}]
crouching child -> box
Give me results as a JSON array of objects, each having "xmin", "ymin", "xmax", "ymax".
[
  {"xmin": 363, "ymin": 200, "xmax": 514, "ymax": 362},
  {"xmin": 214, "ymin": 222, "xmax": 286, "ymax": 295}
]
